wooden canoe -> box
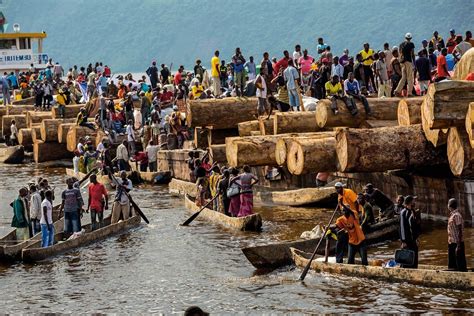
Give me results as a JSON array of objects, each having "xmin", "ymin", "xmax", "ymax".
[
  {"xmin": 242, "ymin": 217, "xmax": 399, "ymax": 269},
  {"xmin": 129, "ymin": 162, "xmax": 172, "ymax": 184},
  {"xmin": 170, "ymin": 178, "xmax": 336, "ymax": 207},
  {"xmin": 291, "ymin": 248, "xmax": 474, "ymax": 291},
  {"xmin": 184, "ymin": 194, "xmax": 262, "ymax": 232},
  {"xmin": 0, "ymin": 208, "xmax": 62, "ymax": 261},
  {"xmin": 65, "ymin": 168, "xmax": 113, "ymax": 189},
  {"xmin": 0, "ymin": 144, "xmax": 24, "ymax": 164},
  {"xmin": 21, "ymin": 215, "xmax": 141, "ymax": 263}
]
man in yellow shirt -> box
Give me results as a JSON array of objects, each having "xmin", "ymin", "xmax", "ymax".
[
  {"xmin": 191, "ymin": 81, "xmax": 204, "ymax": 99},
  {"xmin": 325, "ymin": 75, "xmax": 357, "ymax": 115},
  {"xmin": 56, "ymin": 88, "xmax": 68, "ymax": 118},
  {"xmin": 359, "ymin": 43, "xmax": 376, "ymax": 93},
  {"xmin": 211, "ymin": 50, "xmax": 221, "ymax": 96}
]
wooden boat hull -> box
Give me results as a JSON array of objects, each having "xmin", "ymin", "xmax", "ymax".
[
  {"xmin": 242, "ymin": 217, "xmax": 399, "ymax": 269},
  {"xmin": 129, "ymin": 162, "xmax": 171, "ymax": 184},
  {"xmin": 22, "ymin": 215, "xmax": 141, "ymax": 263},
  {"xmin": 291, "ymin": 248, "xmax": 474, "ymax": 291},
  {"xmin": 184, "ymin": 194, "xmax": 262, "ymax": 232},
  {"xmin": 0, "ymin": 145, "xmax": 24, "ymax": 164},
  {"xmin": 170, "ymin": 178, "xmax": 336, "ymax": 207}
]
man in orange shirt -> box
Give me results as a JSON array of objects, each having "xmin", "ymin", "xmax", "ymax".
[
  {"xmin": 87, "ymin": 174, "xmax": 109, "ymax": 230},
  {"xmin": 436, "ymin": 48, "xmax": 450, "ymax": 82},
  {"xmin": 334, "ymin": 182, "xmax": 359, "ymax": 263},
  {"xmin": 336, "ymin": 205, "xmax": 368, "ymax": 265}
]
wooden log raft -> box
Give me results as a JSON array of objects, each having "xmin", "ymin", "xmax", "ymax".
[
  {"xmin": 17, "ymin": 128, "xmax": 34, "ymax": 147},
  {"xmin": 187, "ymin": 97, "xmax": 258, "ymax": 129},
  {"xmin": 58, "ymin": 123, "xmax": 76, "ymax": 143},
  {"xmin": 466, "ymin": 103, "xmax": 474, "ymax": 148},
  {"xmin": 287, "ymin": 137, "xmax": 337, "ymax": 175},
  {"xmin": 421, "ymin": 98, "xmax": 448, "ymax": 147},
  {"xmin": 2, "ymin": 115, "xmax": 27, "ymax": 137},
  {"xmin": 34, "ymin": 140, "xmax": 73, "ymax": 163},
  {"xmin": 315, "ymin": 98, "xmax": 400, "ymax": 128},
  {"xmin": 425, "ymin": 80, "xmax": 474, "ymax": 129},
  {"xmin": 275, "ymin": 132, "xmax": 335, "ymax": 166},
  {"xmin": 238, "ymin": 118, "xmax": 274, "ymax": 136},
  {"xmin": 397, "ymin": 97, "xmax": 423, "ymax": 126},
  {"xmin": 66, "ymin": 125, "xmax": 97, "ymax": 152},
  {"xmin": 209, "ymin": 144, "xmax": 227, "ymax": 164},
  {"xmin": 335, "ymin": 125, "xmax": 447, "ymax": 173},
  {"xmin": 6, "ymin": 105, "xmax": 35, "ymax": 115},
  {"xmin": 447, "ymin": 127, "xmax": 474, "ymax": 177},
  {"xmin": 273, "ymin": 112, "xmax": 320, "ymax": 134},
  {"xmin": 26, "ymin": 111, "xmax": 53, "ymax": 127},
  {"xmin": 41, "ymin": 119, "xmax": 75, "ymax": 142},
  {"xmin": 51, "ymin": 104, "xmax": 83, "ymax": 119}
]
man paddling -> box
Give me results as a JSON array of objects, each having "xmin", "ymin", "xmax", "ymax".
[
  {"xmin": 446, "ymin": 198, "xmax": 467, "ymax": 272},
  {"xmin": 334, "ymin": 182, "xmax": 358, "ymax": 263},
  {"xmin": 111, "ymin": 171, "xmax": 133, "ymax": 223},
  {"xmin": 336, "ymin": 205, "xmax": 368, "ymax": 265},
  {"xmin": 87, "ymin": 174, "xmax": 109, "ymax": 230}
]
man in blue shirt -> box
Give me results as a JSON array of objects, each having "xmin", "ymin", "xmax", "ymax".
[
  {"xmin": 244, "ymin": 56, "xmax": 257, "ymax": 81},
  {"xmin": 344, "ymin": 72, "xmax": 370, "ymax": 114},
  {"xmin": 317, "ymin": 37, "xmax": 328, "ymax": 56},
  {"xmin": 1, "ymin": 72, "xmax": 11, "ymax": 105},
  {"xmin": 7, "ymin": 72, "xmax": 18, "ymax": 89},
  {"xmin": 232, "ymin": 47, "xmax": 246, "ymax": 97},
  {"xmin": 283, "ymin": 59, "xmax": 300, "ymax": 111}
]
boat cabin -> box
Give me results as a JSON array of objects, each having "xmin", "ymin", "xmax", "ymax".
[{"xmin": 0, "ymin": 31, "xmax": 48, "ymax": 74}]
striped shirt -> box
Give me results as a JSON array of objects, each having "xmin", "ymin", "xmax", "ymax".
[{"xmin": 447, "ymin": 210, "xmax": 463, "ymax": 244}]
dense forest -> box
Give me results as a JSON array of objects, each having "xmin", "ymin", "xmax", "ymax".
[{"xmin": 6, "ymin": 0, "xmax": 474, "ymax": 72}]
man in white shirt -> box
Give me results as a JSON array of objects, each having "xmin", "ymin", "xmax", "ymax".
[
  {"xmin": 293, "ymin": 44, "xmax": 302, "ymax": 67},
  {"xmin": 9, "ymin": 119, "xmax": 18, "ymax": 146},
  {"xmin": 111, "ymin": 171, "xmax": 133, "ymax": 223},
  {"xmin": 40, "ymin": 190, "xmax": 54, "ymax": 248},
  {"xmin": 29, "ymin": 185, "xmax": 42, "ymax": 235},
  {"xmin": 116, "ymin": 140, "xmax": 129, "ymax": 171},
  {"xmin": 146, "ymin": 140, "xmax": 160, "ymax": 172},
  {"xmin": 126, "ymin": 120, "xmax": 136, "ymax": 156}
]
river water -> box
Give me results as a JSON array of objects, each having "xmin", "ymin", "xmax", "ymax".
[{"xmin": 0, "ymin": 164, "xmax": 472, "ymax": 314}]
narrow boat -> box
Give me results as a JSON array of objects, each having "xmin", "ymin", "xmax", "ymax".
[
  {"xmin": 0, "ymin": 144, "xmax": 24, "ymax": 164},
  {"xmin": 184, "ymin": 194, "xmax": 262, "ymax": 232},
  {"xmin": 0, "ymin": 208, "xmax": 62, "ymax": 261},
  {"xmin": 170, "ymin": 178, "xmax": 336, "ymax": 207},
  {"xmin": 129, "ymin": 162, "xmax": 172, "ymax": 184},
  {"xmin": 291, "ymin": 248, "xmax": 474, "ymax": 291},
  {"xmin": 22, "ymin": 215, "xmax": 141, "ymax": 263},
  {"xmin": 242, "ymin": 217, "xmax": 399, "ymax": 269},
  {"xmin": 65, "ymin": 168, "xmax": 112, "ymax": 189}
]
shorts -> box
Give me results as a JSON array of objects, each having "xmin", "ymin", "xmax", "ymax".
[
  {"xmin": 419, "ymin": 80, "xmax": 429, "ymax": 92},
  {"xmin": 257, "ymin": 97, "xmax": 267, "ymax": 113},
  {"xmin": 235, "ymin": 71, "xmax": 245, "ymax": 86},
  {"xmin": 64, "ymin": 211, "xmax": 81, "ymax": 233},
  {"xmin": 288, "ymin": 89, "xmax": 300, "ymax": 108}
]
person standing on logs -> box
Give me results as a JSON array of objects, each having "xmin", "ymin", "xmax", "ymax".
[
  {"xmin": 399, "ymin": 195, "xmax": 421, "ymax": 268},
  {"xmin": 87, "ymin": 174, "xmax": 108, "ymax": 230},
  {"xmin": 335, "ymin": 204, "xmax": 368, "ymax": 266},
  {"xmin": 232, "ymin": 48, "xmax": 246, "ymax": 97},
  {"xmin": 60, "ymin": 178, "xmax": 84, "ymax": 237},
  {"xmin": 111, "ymin": 171, "xmax": 133, "ymax": 223},
  {"xmin": 283, "ymin": 59, "xmax": 300, "ymax": 111},
  {"xmin": 394, "ymin": 33, "xmax": 416, "ymax": 97},
  {"xmin": 446, "ymin": 198, "xmax": 467, "ymax": 272},
  {"xmin": 334, "ymin": 182, "xmax": 358, "ymax": 263},
  {"xmin": 146, "ymin": 61, "xmax": 159, "ymax": 89},
  {"xmin": 364, "ymin": 183, "xmax": 395, "ymax": 219}
]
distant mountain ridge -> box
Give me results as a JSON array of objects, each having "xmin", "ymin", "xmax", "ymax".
[{"xmin": 6, "ymin": 0, "xmax": 474, "ymax": 72}]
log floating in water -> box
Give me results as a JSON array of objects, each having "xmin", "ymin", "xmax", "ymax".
[
  {"xmin": 421, "ymin": 98, "xmax": 448, "ymax": 147},
  {"xmin": 335, "ymin": 124, "xmax": 447, "ymax": 173},
  {"xmin": 66, "ymin": 125, "xmax": 97, "ymax": 152},
  {"xmin": 286, "ymin": 136, "xmax": 337, "ymax": 175},
  {"xmin": 447, "ymin": 127, "xmax": 474, "ymax": 177},
  {"xmin": 275, "ymin": 132, "xmax": 335, "ymax": 166},
  {"xmin": 465, "ymin": 103, "xmax": 474, "ymax": 148},
  {"xmin": 425, "ymin": 80, "xmax": 474, "ymax": 129},
  {"xmin": 33, "ymin": 140, "xmax": 73, "ymax": 163},
  {"xmin": 209, "ymin": 144, "xmax": 227, "ymax": 164},
  {"xmin": 187, "ymin": 97, "xmax": 258, "ymax": 129},
  {"xmin": 51, "ymin": 104, "xmax": 83, "ymax": 119},
  {"xmin": 397, "ymin": 97, "xmax": 423, "ymax": 126}
]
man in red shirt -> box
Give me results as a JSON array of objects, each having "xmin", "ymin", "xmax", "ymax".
[
  {"xmin": 446, "ymin": 29, "xmax": 457, "ymax": 54},
  {"xmin": 273, "ymin": 51, "xmax": 290, "ymax": 77},
  {"xmin": 160, "ymin": 87, "xmax": 174, "ymax": 108},
  {"xmin": 174, "ymin": 66, "xmax": 184, "ymax": 86},
  {"xmin": 436, "ymin": 48, "xmax": 450, "ymax": 82},
  {"xmin": 87, "ymin": 174, "xmax": 109, "ymax": 230}
]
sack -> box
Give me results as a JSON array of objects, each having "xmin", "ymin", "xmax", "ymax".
[
  {"xmin": 226, "ymin": 184, "xmax": 240, "ymax": 198},
  {"xmin": 394, "ymin": 249, "xmax": 415, "ymax": 265}
]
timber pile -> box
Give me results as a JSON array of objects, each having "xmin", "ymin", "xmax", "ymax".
[
  {"xmin": 447, "ymin": 127, "xmax": 474, "ymax": 177},
  {"xmin": 273, "ymin": 112, "xmax": 320, "ymax": 134},
  {"xmin": 17, "ymin": 128, "xmax": 34, "ymax": 148},
  {"xmin": 226, "ymin": 135, "xmax": 281, "ymax": 167},
  {"xmin": 421, "ymin": 98, "xmax": 448, "ymax": 147},
  {"xmin": 40, "ymin": 119, "xmax": 75, "ymax": 142},
  {"xmin": 187, "ymin": 97, "xmax": 258, "ymax": 129},
  {"xmin": 275, "ymin": 132, "xmax": 335, "ymax": 166},
  {"xmin": 424, "ymin": 80, "xmax": 474, "ymax": 129},
  {"xmin": 315, "ymin": 98, "xmax": 399, "ymax": 128},
  {"xmin": 287, "ymin": 136, "xmax": 337, "ymax": 175},
  {"xmin": 66, "ymin": 125, "xmax": 97, "ymax": 152},
  {"xmin": 51, "ymin": 104, "xmax": 83, "ymax": 119},
  {"xmin": 30, "ymin": 125, "xmax": 41, "ymax": 143},
  {"xmin": 33, "ymin": 141, "xmax": 73, "ymax": 163},
  {"xmin": 359, "ymin": 120, "xmax": 398, "ymax": 128},
  {"xmin": 58, "ymin": 123, "xmax": 76, "ymax": 143},
  {"xmin": 207, "ymin": 128, "xmax": 239, "ymax": 146},
  {"xmin": 453, "ymin": 47, "xmax": 474, "ymax": 80},
  {"xmin": 238, "ymin": 118, "xmax": 274, "ymax": 136},
  {"xmin": 2, "ymin": 115, "xmax": 27, "ymax": 137},
  {"xmin": 26, "ymin": 111, "xmax": 52, "ymax": 127},
  {"xmin": 6, "ymin": 105, "xmax": 35, "ymax": 115},
  {"xmin": 157, "ymin": 149, "xmax": 205, "ymax": 181},
  {"xmin": 335, "ymin": 125, "xmax": 447, "ymax": 173},
  {"xmin": 397, "ymin": 97, "xmax": 424, "ymax": 126}
]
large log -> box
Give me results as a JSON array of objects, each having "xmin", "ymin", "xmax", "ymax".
[
  {"xmin": 6, "ymin": 105, "xmax": 35, "ymax": 115},
  {"xmin": 0, "ymin": 107, "xmax": 7, "ymax": 138},
  {"xmin": 453, "ymin": 47, "xmax": 474, "ymax": 80},
  {"xmin": 26, "ymin": 111, "xmax": 53, "ymax": 127},
  {"xmin": 51, "ymin": 104, "xmax": 83, "ymax": 119},
  {"xmin": 425, "ymin": 80, "xmax": 474, "ymax": 129},
  {"xmin": 30, "ymin": 125, "xmax": 41, "ymax": 142},
  {"xmin": 273, "ymin": 112, "xmax": 320, "ymax": 134},
  {"xmin": 397, "ymin": 97, "xmax": 423, "ymax": 126},
  {"xmin": 226, "ymin": 135, "xmax": 282, "ymax": 167},
  {"xmin": 421, "ymin": 98, "xmax": 448, "ymax": 147},
  {"xmin": 33, "ymin": 140, "xmax": 73, "ymax": 163},
  {"xmin": 58, "ymin": 123, "xmax": 76, "ymax": 143},
  {"xmin": 359, "ymin": 120, "xmax": 398, "ymax": 128},
  {"xmin": 17, "ymin": 128, "xmax": 34, "ymax": 146},
  {"xmin": 66, "ymin": 125, "xmax": 97, "ymax": 152},
  {"xmin": 238, "ymin": 118, "xmax": 274, "ymax": 136},
  {"xmin": 2, "ymin": 115, "xmax": 27, "ymax": 137},
  {"xmin": 335, "ymin": 125, "xmax": 447, "ymax": 173},
  {"xmin": 466, "ymin": 103, "xmax": 474, "ymax": 148},
  {"xmin": 447, "ymin": 127, "xmax": 474, "ymax": 177},
  {"xmin": 286, "ymin": 137, "xmax": 337, "ymax": 175},
  {"xmin": 207, "ymin": 128, "xmax": 239, "ymax": 145},
  {"xmin": 40, "ymin": 119, "xmax": 68, "ymax": 142},
  {"xmin": 315, "ymin": 97, "xmax": 400, "ymax": 128},
  {"xmin": 187, "ymin": 97, "xmax": 258, "ymax": 129},
  {"xmin": 275, "ymin": 132, "xmax": 335, "ymax": 166},
  {"xmin": 209, "ymin": 144, "xmax": 227, "ymax": 164}
]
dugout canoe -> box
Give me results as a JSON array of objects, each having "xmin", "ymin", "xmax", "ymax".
[
  {"xmin": 242, "ymin": 217, "xmax": 399, "ymax": 269},
  {"xmin": 170, "ymin": 178, "xmax": 336, "ymax": 207},
  {"xmin": 291, "ymin": 248, "xmax": 474, "ymax": 291},
  {"xmin": 0, "ymin": 144, "xmax": 24, "ymax": 164},
  {"xmin": 21, "ymin": 215, "xmax": 141, "ymax": 263},
  {"xmin": 0, "ymin": 208, "xmax": 62, "ymax": 261},
  {"xmin": 184, "ymin": 194, "xmax": 262, "ymax": 232}
]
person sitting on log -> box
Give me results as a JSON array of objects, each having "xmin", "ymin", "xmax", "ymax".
[
  {"xmin": 363, "ymin": 183, "xmax": 395, "ymax": 219},
  {"xmin": 76, "ymin": 107, "xmax": 96, "ymax": 131},
  {"xmin": 344, "ymin": 72, "xmax": 371, "ymax": 115},
  {"xmin": 325, "ymin": 75, "xmax": 357, "ymax": 115}
]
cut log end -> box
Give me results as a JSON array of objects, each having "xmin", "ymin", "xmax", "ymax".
[
  {"xmin": 335, "ymin": 130, "xmax": 348, "ymax": 172},
  {"xmin": 275, "ymin": 139, "xmax": 288, "ymax": 166},
  {"xmin": 447, "ymin": 127, "xmax": 474, "ymax": 177},
  {"xmin": 466, "ymin": 103, "xmax": 474, "ymax": 148}
]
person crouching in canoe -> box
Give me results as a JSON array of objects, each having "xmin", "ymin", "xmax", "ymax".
[
  {"xmin": 232, "ymin": 165, "xmax": 259, "ymax": 217},
  {"xmin": 335, "ymin": 205, "xmax": 368, "ymax": 265}
]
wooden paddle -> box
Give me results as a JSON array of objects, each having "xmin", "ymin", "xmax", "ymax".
[
  {"xmin": 77, "ymin": 168, "xmax": 98, "ymax": 186},
  {"xmin": 106, "ymin": 167, "xmax": 150, "ymax": 224},
  {"xmin": 299, "ymin": 205, "xmax": 339, "ymax": 281},
  {"xmin": 181, "ymin": 194, "xmax": 219, "ymax": 226}
]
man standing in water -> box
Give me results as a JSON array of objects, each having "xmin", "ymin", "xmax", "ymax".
[
  {"xmin": 446, "ymin": 198, "xmax": 467, "ymax": 271},
  {"xmin": 87, "ymin": 174, "xmax": 109, "ymax": 231},
  {"xmin": 60, "ymin": 178, "xmax": 84, "ymax": 236}
]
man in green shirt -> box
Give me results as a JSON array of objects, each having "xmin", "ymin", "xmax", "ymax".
[{"xmin": 11, "ymin": 187, "xmax": 30, "ymax": 240}]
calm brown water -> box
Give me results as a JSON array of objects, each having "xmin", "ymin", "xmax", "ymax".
[{"xmin": 0, "ymin": 164, "xmax": 472, "ymax": 314}]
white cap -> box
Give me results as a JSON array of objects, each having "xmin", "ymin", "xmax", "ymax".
[
  {"xmin": 334, "ymin": 182, "xmax": 344, "ymax": 188},
  {"xmin": 405, "ymin": 32, "xmax": 412, "ymax": 39}
]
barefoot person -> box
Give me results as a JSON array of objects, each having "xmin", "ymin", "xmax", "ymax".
[{"xmin": 111, "ymin": 171, "xmax": 133, "ymax": 223}]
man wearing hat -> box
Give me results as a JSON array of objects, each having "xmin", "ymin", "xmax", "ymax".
[
  {"xmin": 399, "ymin": 195, "xmax": 421, "ymax": 268},
  {"xmin": 394, "ymin": 33, "xmax": 415, "ymax": 97}
]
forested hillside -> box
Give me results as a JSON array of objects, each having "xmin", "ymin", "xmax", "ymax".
[{"xmin": 6, "ymin": 0, "xmax": 474, "ymax": 72}]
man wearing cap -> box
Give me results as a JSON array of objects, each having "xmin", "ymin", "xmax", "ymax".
[
  {"xmin": 446, "ymin": 29, "xmax": 457, "ymax": 54},
  {"xmin": 399, "ymin": 195, "xmax": 421, "ymax": 268},
  {"xmin": 394, "ymin": 33, "xmax": 415, "ymax": 97},
  {"xmin": 446, "ymin": 198, "xmax": 467, "ymax": 271},
  {"xmin": 335, "ymin": 182, "xmax": 358, "ymax": 213},
  {"xmin": 111, "ymin": 171, "xmax": 133, "ymax": 223}
]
